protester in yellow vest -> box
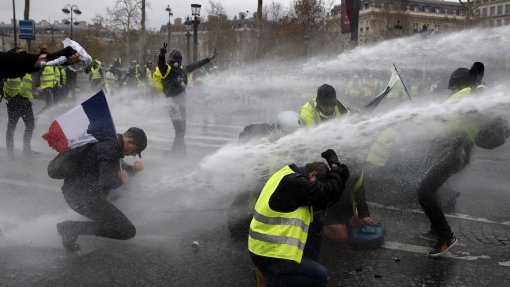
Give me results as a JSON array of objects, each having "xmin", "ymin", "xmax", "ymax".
[
  {"xmin": 3, "ymin": 58, "xmax": 35, "ymax": 158},
  {"xmin": 300, "ymin": 84, "xmax": 350, "ymax": 127},
  {"xmin": 417, "ymin": 62, "xmax": 509, "ymax": 257},
  {"xmin": 248, "ymin": 149, "xmax": 349, "ymax": 287}
]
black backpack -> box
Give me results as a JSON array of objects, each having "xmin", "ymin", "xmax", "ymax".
[{"xmin": 47, "ymin": 143, "xmax": 94, "ymax": 179}]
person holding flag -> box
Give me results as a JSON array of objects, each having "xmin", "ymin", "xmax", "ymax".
[{"xmin": 43, "ymin": 91, "xmax": 147, "ymax": 252}]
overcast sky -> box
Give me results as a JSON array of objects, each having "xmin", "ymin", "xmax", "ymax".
[{"xmin": 0, "ymin": 0, "xmax": 342, "ymax": 30}]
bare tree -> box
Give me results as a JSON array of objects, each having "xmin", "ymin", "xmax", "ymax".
[
  {"xmin": 139, "ymin": 0, "xmax": 146, "ymax": 64},
  {"xmin": 291, "ymin": 0, "xmax": 326, "ymax": 28},
  {"xmin": 106, "ymin": 0, "xmax": 143, "ymax": 60},
  {"xmin": 265, "ymin": 1, "xmax": 284, "ymax": 22},
  {"xmin": 458, "ymin": 0, "xmax": 481, "ymax": 26}
]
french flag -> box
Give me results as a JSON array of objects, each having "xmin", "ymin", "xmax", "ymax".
[{"xmin": 42, "ymin": 90, "xmax": 116, "ymax": 153}]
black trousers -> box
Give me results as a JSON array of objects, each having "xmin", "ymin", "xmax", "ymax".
[
  {"xmin": 61, "ymin": 187, "xmax": 136, "ymax": 240},
  {"xmin": 417, "ymin": 134, "xmax": 473, "ymax": 239},
  {"xmin": 5, "ymin": 96, "xmax": 34, "ymax": 154}
]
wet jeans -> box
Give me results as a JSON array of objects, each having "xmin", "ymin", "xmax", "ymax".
[
  {"xmin": 61, "ymin": 187, "xmax": 136, "ymax": 240},
  {"xmin": 417, "ymin": 135, "xmax": 473, "ymax": 239},
  {"xmin": 167, "ymin": 94, "xmax": 187, "ymax": 155},
  {"xmin": 5, "ymin": 96, "xmax": 34, "ymax": 155},
  {"xmin": 250, "ymin": 213, "xmax": 328, "ymax": 287}
]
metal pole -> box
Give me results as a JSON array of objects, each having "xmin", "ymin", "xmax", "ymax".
[
  {"xmin": 70, "ymin": 9, "xmax": 73, "ymax": 39},
  {"xmin": 193, "ymin": 17, "xmax": 198, "ymax": 62},
  {"xmin": 167, "ymin": 17, "xmax": 171, "ymax": 47},
  {"xmin": 186, "ymin": 32, "xmax": 191, "ymax": 65},
  {"xmin": 12, "ymin": 0, "xmax": 17, "ymax": 48}
]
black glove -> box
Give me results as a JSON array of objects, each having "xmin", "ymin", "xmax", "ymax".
[
  {"xmin": 321, "ymin": 149, "xmax": 340, "ymax": 167},
  {"xmin": 160, "ymin": 43, "xmax": 168, "ymax": 56},
  {"xmin": 333, "ymin": 164, "xmax": 350, "ymax": 181}
]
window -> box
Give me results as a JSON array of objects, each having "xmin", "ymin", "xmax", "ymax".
[
  {"xmin": 482, "ymin": 7, "xmax": 488, "ymax": 17},
  {"xmin": 498, "ymin": 5, "xmax": 503, "ymax": 15},
  {"xmin": 434, "ymin": 7, "xmax": 442, "ymax": 14},
  {"xmin": 424, "ymin": 6, "xmax": 431, "ymax": 13},
  {"xmin": 434, "ymin": 24, "xmax": 441, "ymax": 31},
  {"xmin": 458, "ymin": 9, "xmax": 465, "ymax": 16},
  {"xmin": 413, "ymin": 22, "xmax": 419, "ymax": 32},
  {"xmin": 360, "ymin": 27, "xmax": 364, "ymax": 32},
  {"xmin": 366, "ymin": 26, "xmax": 369, "ymax": 31},
  {"xmin": 414, "ymin": 6, "xmax": 421, "ymax": 12},
  {"xmin": 364, "ymin": 3, "xmax": 370, "ymax": 9},
  {"xmin": 506, "ymin": 4, "xmax": 510, "ymax": 14},
  {"xmin": 490, "ymin": 6, "xmax": 495, "ymax": 16}
]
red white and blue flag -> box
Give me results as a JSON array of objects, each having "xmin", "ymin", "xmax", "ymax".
[{"xmin": 42, "ymin": 90, "xmax": 116, "ymax": 153}]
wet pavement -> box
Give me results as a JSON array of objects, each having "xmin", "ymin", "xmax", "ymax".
[{"xmin": 1, "ymin": 96, "xmax": 510, "ymax": 287}]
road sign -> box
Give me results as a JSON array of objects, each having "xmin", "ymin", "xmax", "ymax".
[{"xmin": 19, "ymin": 20, "xmax": 35, "ymax": 40}]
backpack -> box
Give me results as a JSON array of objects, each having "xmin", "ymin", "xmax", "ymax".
[
  {"xmin": 47, "ymin": 143, "xmax": 94, "ymax": 179},
  {"xmin": 238, "ymin": 123, "xmax": 274, "ymax": 143},
  {"xmin": 348, "ymin": 223, "xmax": 386, "ymax": 249}
]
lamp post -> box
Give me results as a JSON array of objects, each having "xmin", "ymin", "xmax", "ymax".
[
  {"xmin": 191, "ymin": 4, "xmax": 201, "ymax": 62},
  {"xmin": 184, "ymin": 16, "xmax": 192, "ymax": 65},
  {"xmin": 394, "ymin": 20, "xmax": 403, "ymax": 37},
  {"xmin": 62, "ymin": 4, "xmax": 81, "ymax": 39},
  {"xmin": 165, "ymin": 5, "xmax": 173, "ymax": 47}
]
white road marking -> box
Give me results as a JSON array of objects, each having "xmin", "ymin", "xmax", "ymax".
[
  {"xmin": 383, "ymin": 241, "xmax": 493, "ymax": 262},
  {"xmin": 368, "ymin": 202, "xmax": 510, "ymax": 226}
]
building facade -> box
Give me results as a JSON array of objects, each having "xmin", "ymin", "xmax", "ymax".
[
  {"xmin": 358, "ymin": 0, "xmax": 466, "ymax": 45},
  {"xmin": 474, "ymin": 0, "xmax": 510, "ymax": 27}
]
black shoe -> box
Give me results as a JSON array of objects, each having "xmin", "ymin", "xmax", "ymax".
[
  {"xmin": 57, "ymin": 222, "xmax": 80, "ymax": 253},
  {"xmin": 428, "ymin": 234, "xmax": 457, "ymax": 257},
  {"xmin": 420, "ymin": 230, "xmax": 439, "ymax": 242}
]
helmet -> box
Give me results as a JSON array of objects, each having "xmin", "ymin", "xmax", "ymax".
[
  {"xmin": 168, "ymin": 49, "xmax": 182, "ymax": 67},
  {"xmin": 316, "ymin": 84, "xmax": 337, "ymax": 106},
  {"xmin": 447, "ymin": 68, "xmax": 473, "ymax": 91},
  {"xmin": 275, "ymin": 111, "xmax": 302, "ymax": 134}
]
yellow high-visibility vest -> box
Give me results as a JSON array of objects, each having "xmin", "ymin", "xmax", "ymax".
[{"xmin": 248, "ymin": 165, "xmax": 312, "ymax": 264}]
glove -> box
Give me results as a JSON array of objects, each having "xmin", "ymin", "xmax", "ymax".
[
  {"xmin": 160, "ymin": 43, "xmax": 168, "ymax": 56},
  {"xmin": 334, "ymin": 164, "xmax": 350, "ymax": 181},
  {"xmin": 321, "ymin": 149, "xmax": 340, "ymax": 167}
]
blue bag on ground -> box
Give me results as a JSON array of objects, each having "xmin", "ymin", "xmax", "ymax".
[{"xmin": 348, "ymin": 223, "xmax": 385, "ymax": 249}]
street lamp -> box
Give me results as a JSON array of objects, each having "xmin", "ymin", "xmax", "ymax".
[
  {"xmin": 165, "ymin": 5, "xmax": 173, "ymax": 47},
  {"xmin": 184, "ymin": 16, "xmax": 192, "ymax": 65},
  {"xmin": 62, "ymin": 4, "xmax": 81, "ymax": 39},
  {"xmin": 191, "ymin": 4, "xmax": 201, "ymax": 62},
  {"xmin": 394, "ymin": 20, "xmax": 403, "ymax": 37}
]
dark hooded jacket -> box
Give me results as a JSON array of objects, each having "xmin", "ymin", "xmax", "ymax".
[
  {"xmin": 62, "ymin": 133, "xmax": 126, "ymax": 195},
  {"xmin": 268, "ymin": 164, "xmax": 347, "ymax": 212},
  {"xmin": 158, "ymin": 52, "xmax": 211, "ymax": 97}
]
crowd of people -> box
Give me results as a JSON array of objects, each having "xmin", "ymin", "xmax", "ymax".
[{"xmin": 2, "ymin": 43, "xmax": 509, "ymax": 287}]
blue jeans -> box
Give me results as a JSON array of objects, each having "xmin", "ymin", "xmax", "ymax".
[{"xmin": 250, "ymin": 214, "xmax": 328, "ymax": 287}]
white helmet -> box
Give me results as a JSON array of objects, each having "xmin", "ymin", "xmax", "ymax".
[{"xmin": 275, "ymin": 111, "xmax": 302, "ymax": 134}]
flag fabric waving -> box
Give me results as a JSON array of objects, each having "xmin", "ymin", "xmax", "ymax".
[
  {"xmin": 42, "ymin": 90, "xmax": 116, "ymax": 153},
  {"xmin": 361, "ymin": 65, "xmax": 406, "ymax": 112}
]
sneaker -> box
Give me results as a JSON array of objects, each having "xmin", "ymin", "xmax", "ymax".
[
  {"xmin": 420, "ymin": 230, "xmax": 439, "ymax": 241},
  {"xmin": 428, "ymin": 234, "xmax": 457, "ymax": 257},
  {"xmin": 57, "ymin": 222, "xmax": 80, "ymax": 253}
]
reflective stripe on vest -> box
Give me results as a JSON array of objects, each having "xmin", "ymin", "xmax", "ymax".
[
  {"xmin": 3, "ymin": 77, "xmax": 21, "ymax": 97},
  {"xmin": 248, "ymin": 165, "xmax": 312, "ymax": 263},
  {"xmin": 40, "ymin": 66, "xmax": 55, "ymax": 89},
  {"xmin": 20, "ymin": 74, "xmax": 33, "ymax": 100},
  {"xmin": 448, "ymin": 87, "xmax": 472, "ymax": 101}
]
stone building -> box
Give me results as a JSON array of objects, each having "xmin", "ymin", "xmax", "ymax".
[
  {"xmin": 357, "ymin": 0, "xmax": 466, "ymax": 45},
  {"xmin": 474, "ymin": 0, "xmax": 510, "ymax": 27}
]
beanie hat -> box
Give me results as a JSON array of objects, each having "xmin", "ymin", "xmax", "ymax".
[
  {"xmin": 447, "ymin": 68, "xmax": 474, "ymax": 91},
  {"xmin": 168, "ymin": 49, "xmax": 182, "ymax": 66},
  {"xmin": 126, "ymin": 127, "xmax": 147, "ymax": 158},
  {"xmin": 316, "ymin": 84, "xmax": 337, "ymax": 106}
]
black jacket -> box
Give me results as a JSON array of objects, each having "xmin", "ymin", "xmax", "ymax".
[
  {"xmin": 62, "ymin": 134, "xmax": 126, "ymax": 195},
  {"xmin": 158, "ymin": 54, "xmax": 210, "ymax": 97},
  {"xmin": 0, "ymin": 47, "xmax": 76, "ymax": 79},
  {"xmin": 268, "ymin": 164, "xmax": 346, "ymax": 213}
]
